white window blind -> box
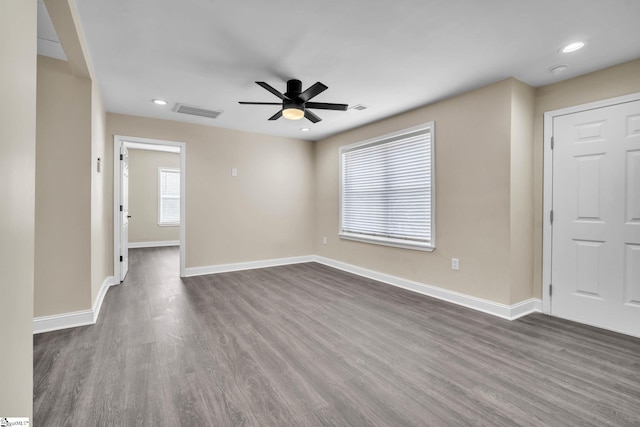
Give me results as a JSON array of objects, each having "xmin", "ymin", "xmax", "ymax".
[
  {"xmin": 340, "ymin": 123, "xmax": 434, "ymax": 251},
  {"xmin": 159, "ymin": 168, "xmax": 180, "ymax": 225}
]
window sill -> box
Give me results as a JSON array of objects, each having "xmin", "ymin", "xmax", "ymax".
[
  {"xmin": 339, "ymin": 233, "xmax": 435, "ymax": 252},
  {"xmin": 158, "ymin": 223, "xmax": 180, "ymax": 227}
]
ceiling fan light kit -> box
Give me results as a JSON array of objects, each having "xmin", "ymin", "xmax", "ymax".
[
  {"xmin": 282, "ymin": 101, "xmax": 305, "ymax": 120},
  {"xmin": 240, "ymin": 79, "xmax": 348, "ymax": 123}
]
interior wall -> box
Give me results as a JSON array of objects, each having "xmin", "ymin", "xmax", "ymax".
[
  {"xmin": 531, "ymin": 58, "xmax": 640, "ymax": 297},
  {"xmin": 35, "ymin": 55, "xmax": 92, "ymax": 316},
  {"xmin": 315, "ymin": 79, "xmax": 518, "ymax": 305},
  {"xmin": 128, "ymin": 149, "xmax": 181, "ymax": 243},
  {"xmin": 38, "ymin": 0, "xmax": 113, "ymax": 315},
  {"xmin": 107, "ymin": 113, "xmax": 316, "ymax": 269},
  {"xmin": 509, "ymin": 79, "xmax": 535, "ymax": 304},
  {"xmin": 0, "ymin": 0, "xmax": 36, "ymax": 418},
  {"xmin": 91, "ymin": 80, "xmax": 112, "ymax": 303}
]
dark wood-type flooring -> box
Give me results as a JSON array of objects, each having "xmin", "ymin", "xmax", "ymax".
[{"xmin": 34, "ymin": 247, "xmax": 640, "ymax": 426}]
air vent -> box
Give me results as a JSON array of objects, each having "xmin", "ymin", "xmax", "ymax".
[
  {"xmin": 350, "ymin": 104, "xmax": 368, "ymax": 111},
  {"xmin": 173, "ymin": 103, "xmax": 223, "ymax": 119}
]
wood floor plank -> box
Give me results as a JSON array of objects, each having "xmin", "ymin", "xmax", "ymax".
[{"xmin": 34, "ymin": 247, "xmax": 640, "ymax": 426}]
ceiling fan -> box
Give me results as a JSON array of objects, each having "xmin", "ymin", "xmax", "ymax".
[{"xmin": 239, "ymin": 79, "xmax": 348, "ymax": 123}]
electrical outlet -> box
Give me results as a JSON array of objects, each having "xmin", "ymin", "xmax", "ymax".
[
  {"xmin": 451, "ymin": 258, "xmax": 460, "ymax": 270},
  {"xmin": 323, "ymin": 237, "xmax": 327, "ymax": 245},
  {"xmin": 231, "ymin": 168, "xmax": 238, "ymax": 177}
]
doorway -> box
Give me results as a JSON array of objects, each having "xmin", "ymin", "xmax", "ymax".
[
  {"xmin": 543, "ymin": 93, "xmax": 640, "ymax": 337},
  {"xmin": 113, "ymin": 135, "xmax": 186, "ymax": 281}
]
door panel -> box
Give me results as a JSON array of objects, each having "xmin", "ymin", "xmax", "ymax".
[{"xmin": 552, "ymin": 100, "xmax": 640, "ymax": 337}]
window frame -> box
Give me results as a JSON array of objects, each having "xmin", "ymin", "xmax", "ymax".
[
  {"xmin": 339, "ymin": 121, "xmax": 435, "ymax": 252},
  {"xmin": 158, "ymin": 167, "xmax": 181, "ymax": 226}
]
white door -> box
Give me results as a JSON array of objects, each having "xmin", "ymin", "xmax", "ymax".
[
  {"xmin": 120, "ymin": 145, "xmax": 130, "ymax": 281},
  {"xmin": 551, "ymin": 99, "xmax": 640, "ymax": 337}
]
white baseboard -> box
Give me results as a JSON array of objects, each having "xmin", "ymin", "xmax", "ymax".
[
  {"xmin": 184, "ymin": 255, "xmax": 315, "ymax": 277},
  {"xmin": 33, "ymin": 276, "xmax": 118, "ymax": 334},
  {"xmin": 32, "ymin": 309, "xmax": 94, "ymax": 334},
  {"xmin": 129, "ymin": 240, "xmax": 179, "ymax": 248},
  {"xmin": 509, "ymin": 297, "xmax": 542, "ymax": 319},
  {"xmin": 92, "ymin": 276, "xmax": 118, "ymax": 323},
  {"xmin": 184, "ymin": 254, "xmax": 540, "ymax": 320},
  {"xmin": 312, "ymin": 256, "xmax": 541, "ymax": 321},
  {"xmin": 35, "ymin": 256, "xmax": 542, "ymax": 334}
]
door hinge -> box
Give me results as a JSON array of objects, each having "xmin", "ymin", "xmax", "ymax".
[
  {"xmin": 549, "ymin": 283, "xmax": 553, "ymax": 296},
  {"xmin": 551, "ymin": 136, "xmax": 554, "ymax": 150},
  {"xmin": 120, "ymin": 255, "xmax": 123, "ymax": 262},
  {"xmin": 120, "ymin": 154, "xmax": 123, "ymax": 161},
  {"xmin": 120, "ymin": 205, "xmax": 123, "ymax": 212},
  {"xmin": 550, "ymin": 210, "xmax": 554, "ymax": 224}
]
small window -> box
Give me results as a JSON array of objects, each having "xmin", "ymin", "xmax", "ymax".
[
  {"xmin": 340, "ymin": 122, "xmax": 435, "ymax": 251},
  {"xmin": 158, "ymin": 168, "xmax": 180, "ymax": 226}
]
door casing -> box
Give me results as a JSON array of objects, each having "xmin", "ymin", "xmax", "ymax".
[
  {"xmin": 113, "ymin": 135, "xmax": 187, "ymax": 281},
  {"xmin": 542, "ymin": 91, "xmax": 640, "ymax": 315}
]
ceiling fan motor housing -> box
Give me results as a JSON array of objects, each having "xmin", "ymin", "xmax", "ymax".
[{"xmin": 285, "ymin": 79, "xmax": 303, "ymax": 99}]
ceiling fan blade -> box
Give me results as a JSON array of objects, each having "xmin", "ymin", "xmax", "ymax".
[
  {"xmin": 304, "ymin": 110, "xmax": 322, "ymax": 123},
  {"xmin": 268, "ymin": 110, "xmax": 283, "ymax": 121},
  {"xmin": 239, "ymin": 102, "xmax": 282, "ymax": 105},
  {"xmin": 305, "ymin": 102, "xmax": 348, "ymax": 111},
  {"xmin": 256, "ymin": 81, "xmax": 289, "ymax": 100},
  {"xmin": 299, "ymin": 82, "xmax": 328, "ymax": 102}
]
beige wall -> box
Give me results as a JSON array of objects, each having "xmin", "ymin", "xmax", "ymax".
[
  {"xmin": 509, "ymin": 79, "xmax": 535, "ymax": 304},
  {"xmin": 531, "ymin": 58, "xmax": 640, "ymax": 297},
  {"xmin": 35, "ymin": 0, "xmax": 113, "ymax": 317},
  {"xmin": 107, "ymin": 114, "xmax": 315, "ymax": 268},
  {"xmin": 317, "ymin": 61, "xmax": 640, "ymax": 305},
  {"xmin": 0, "ymin": 0, "xmax": 36, "ymax": 418},
  {"xmin": 35, "ymin": 55, "xmax": 92, "ymax": 317},
  {"xmin": 128, "ymin": 149, "xmax": 180, "ymax": 243},
  {"xmin": 315, "ymin": 79, "xmax": 533, "ymax": 305},
  {"xmin": 91, "ymin": 80, "xmax": 112, "ymax": 303}
]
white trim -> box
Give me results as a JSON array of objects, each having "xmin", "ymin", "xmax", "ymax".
[
  {"xmin": 339, "ymin": 233, "xmax": 435, "ymax": 252},
  {"xmin": 542, "ymin": 91, "xmax": 640, "ymax": 315},
  {"xmin": 129, "ymin": 240, "xmax": 180, "ymax": 248},
  {"xmin": 92, "ymin": 276, "xmax": 117, "ymax": 323},
  {"xmin": 509, "ymin": 298, "xmax": 543, "ymax": 319},
  {"xmin": 183, "ymin": 255, "xmax": 315, "ymax": 277},
  {"xmin": 34, "ymin": 256, "xmax": 541, "ymax": 333},
  {"xmin": 114, "ymin": 135, "xmax": 187, "ymax": 281},
  {"xmin": 313, "ymin": 256, "xmax": 540, "ymax": 320},
  {"xmin": 543, "ymin": 111, "xmax": 553, "ymax": 315},
  {"xmin": 33, "ymin": 310, "xmax": 94, "ymax": 334},
  {"xmin": 126, "ymin": 141, "xmax": 180, "ymax": 153},
  {"xmin": 184, "ymin": 254, "xmax": 540, "ymax": 320},
  {"xmin": 33, "ymin": 276, "xmax": 117, "ymax": 334}
]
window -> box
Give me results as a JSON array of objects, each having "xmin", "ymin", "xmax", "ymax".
[
  {"xmin": 158, "ymin": 168, "xmax": 180, "ymax": 225},
  {"xmin": 340, "ymin": 122, "xmax": 435, "ymax": 251}
]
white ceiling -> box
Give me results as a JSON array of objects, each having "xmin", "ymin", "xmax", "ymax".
[
  {"xmin": 37, "ymin": 0, "xmax": 66, "ymax": 61},
  {"xmin": 43, "ymin": 0, "xmax": 640, "ymax": 141}
]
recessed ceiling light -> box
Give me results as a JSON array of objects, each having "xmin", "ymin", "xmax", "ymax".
[
  {"xmin": 152, "ymin": 99, "xmax": 167, "ymax": 105},
  {"xmin": 561, "ymin": 41, "xmax": 585, "ymax": 53},
  {"xmin": 300, "ymin": 128, "xmax": 310, "ymax": 132},
  {"xmin": 549, "ymin": 65, "xmax": 568, "ymax": 75}
]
